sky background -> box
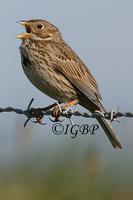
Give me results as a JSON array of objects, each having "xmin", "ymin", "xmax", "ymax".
[
  {"xmin": 0, "ymin": 0, "xmax": 132, "ymax": 109},
  {"xmin": 0, "ymin": 0, "xmax": 133, "ymax": 193}
]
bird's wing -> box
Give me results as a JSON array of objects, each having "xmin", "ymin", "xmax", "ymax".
[{"xmin": 51, "ymin": 41, "xmax": 102, "ymax": 103}]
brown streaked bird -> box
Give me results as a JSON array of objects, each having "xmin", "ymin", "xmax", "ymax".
[{"xmin": 17, "ymin": 19, "xmax": 122, "ymax": 149}]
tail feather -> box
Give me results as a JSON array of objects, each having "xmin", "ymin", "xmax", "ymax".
[{"xmin": 97, "ymin": 117, "xmax": 122, "ymax": 149}]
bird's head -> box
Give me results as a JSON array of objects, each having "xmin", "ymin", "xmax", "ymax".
[{"xmin": 16, "ymin": 19, "xmax": 62, "ymax": 42}]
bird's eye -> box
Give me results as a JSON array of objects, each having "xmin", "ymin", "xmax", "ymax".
[{"xmin": 37, "ymin": 24, "xmax": 44, "ymax": 29}]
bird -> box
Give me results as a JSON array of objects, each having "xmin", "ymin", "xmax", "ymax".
[{"xmin": 16, "ymin": 19, "xmax": 122, "ymax": 149}]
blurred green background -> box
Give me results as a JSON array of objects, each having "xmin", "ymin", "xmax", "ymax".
[{"xmin": 0, "ymin": 0, "xmax": 133, "ymax": 199}]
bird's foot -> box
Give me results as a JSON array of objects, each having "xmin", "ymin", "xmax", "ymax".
[
  {"xmin": 50, "ymin": 102, "xmax": 64, "ymax": 122},
  {"xmin": 50, "ymin": 99, "xmax": 78, "ymax": 122},
  {"xmin": 62, "ymin": 99, "xmax": 78, "ymax": 111}
]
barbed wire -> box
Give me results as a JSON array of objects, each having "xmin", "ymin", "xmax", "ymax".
[{"xmin": 0, "ymin": 98, "xmax": 132, "ymax": 127}]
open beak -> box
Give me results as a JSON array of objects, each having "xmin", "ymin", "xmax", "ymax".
[
  {"xmin": 18, "ymin": 21, "xmax": 29, "ymax": 26},
  {"xmin": 16, "ymin": 21, "xmax": 31, "ymax": 39}
]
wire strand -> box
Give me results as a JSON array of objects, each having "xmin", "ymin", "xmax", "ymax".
[{"xmin": 0, "ymin": 98, "xmax": 132, "ymax": 126}]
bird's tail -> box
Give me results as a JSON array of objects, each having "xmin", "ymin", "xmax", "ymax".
[{"xmin": 96, "ymin": 117, "xmax": 122, "ymax": 149}]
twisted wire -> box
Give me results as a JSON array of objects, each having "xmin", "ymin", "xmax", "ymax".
[{"xmin": 0, "ymin": 98, "xmax": 132, "ymax": 126}]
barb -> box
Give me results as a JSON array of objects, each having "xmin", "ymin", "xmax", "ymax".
[{"xmin": 0, "ymin": 99, "xmax": 132, "ymax": 126}]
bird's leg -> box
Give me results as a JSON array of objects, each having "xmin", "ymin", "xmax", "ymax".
[
  {"xmin": 42, "ymin": 102, "xmax": 62, "ymax": 112},
  {"xmin": 51, "ymin": 99, "xmax": 78, "ymax": 121},
  {"xmin": 62, "ymin": 99, "xmax": 79, "ymax": 111}
]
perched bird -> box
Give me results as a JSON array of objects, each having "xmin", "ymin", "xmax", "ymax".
[{"xmin": 17, "ymin": 19, "xmax": 122, "ymax": 149}]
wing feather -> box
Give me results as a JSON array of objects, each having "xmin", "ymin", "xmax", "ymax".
[{"xmin": 49, "ymin": 41, "xmax": 102, "ymax": 102}]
